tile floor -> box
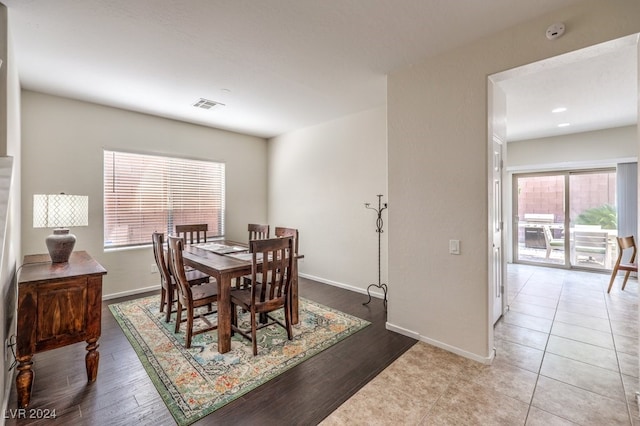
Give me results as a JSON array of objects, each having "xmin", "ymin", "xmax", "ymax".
[{"xmin": 322, "ymin": 263, "xmax": 639, "ymax": 425}]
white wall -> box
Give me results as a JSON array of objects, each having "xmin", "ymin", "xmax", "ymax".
[
  {"xmin": 1, "ymin": 3, "xmax": 22, "ymax": 419},
  {"xmin": 268, "ymin": 106, "xmax": 388, "ymax": 296},
  {"xmin": 21, "ymin": 91, "xmax": 267, "ymax": 298},
  {"xmin": 387, "ymin": 0, "xmax": 640, "ymax": 361},
  {"xmin": 508, "ymin": 125, "xmax": 637, "ymax": 170}
]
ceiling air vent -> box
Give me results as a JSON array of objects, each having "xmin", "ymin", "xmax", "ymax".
[{"xmin": 192, "ymin": 98, "xmax": 225, "ymax": 110}]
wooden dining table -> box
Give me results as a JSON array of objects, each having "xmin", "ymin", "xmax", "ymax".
[{"xmin": 178, "ymin": 240, "xmax": 300, "ymax": 354}]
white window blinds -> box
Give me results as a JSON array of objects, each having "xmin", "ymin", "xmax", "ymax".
[{"xmin": 103, "ymin": 150, "xmax": 225, "ymax": 248}]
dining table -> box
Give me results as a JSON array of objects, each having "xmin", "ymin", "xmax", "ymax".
[{"xmin": 177, "ymin": 239, "xmax": 300, "ymax": 354}]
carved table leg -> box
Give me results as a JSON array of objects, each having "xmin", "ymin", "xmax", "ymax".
[
  {"xmin": 16, "ymin": 355, "xmax": 34, "ymax": 408},
  {"xmin": 85, "ymin": 338, "xmax": 100, "ymax": 382}
]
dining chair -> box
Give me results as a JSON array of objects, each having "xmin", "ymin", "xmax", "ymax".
[
  {"xmin": 275, "ymin": 227, "xmax": 302, "ymax": 322},
  {"xmin": 167, "ymin": 235, "xmax": 219, "ymax": 348},
  {"xmin": 607, "ymin": 235, "xmax": 637, "ymax": 294},
  {"xmin": 175, "ymin": 223, "xmax": 208, "ymax": 244},
  {"xmin": 275, "ymin": 226, "xmax": 299, "ymax": 254},
  {"xmin": 248, "ymin": 223, "xmax": 269, "ymax": 241},
  {"xmin": 237, "ymin": 224, "xmax": 270, "ymax": 290},
  {"xmin": 231, "ymin": 236, "xmax": 294, "ymax": 356},
  {"xmin": 152, "ymin": 232, "xmax": 211, "ymax": 323}
]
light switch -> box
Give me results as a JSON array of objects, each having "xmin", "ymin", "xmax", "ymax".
[{"xmin": 449, "ymin": 239, "xmax": 460, "ymax": 255}]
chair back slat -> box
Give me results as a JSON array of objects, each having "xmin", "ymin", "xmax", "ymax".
[
  {"xmin": 248, "ymin": 223, "xmax": 270, "ymax": 242},
  {"xmin": 175, "ymin": 224, "xmax": 208, "ymax": 244},
  {"xmin": 250, "ymin": 236, "xmax": 293, "ymax": 308}
]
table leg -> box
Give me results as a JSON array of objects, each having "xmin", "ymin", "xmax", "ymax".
[
  {"xmin": 86, "ymin": 338, "xmax": 100, "ymax": 381},
  {"xmin": 217, "ymin": 274, "xmax": 232, "ymax": 353},
  {"xmin": 16, "ymin": 355, "xmax": 34, "ymax": 408}
]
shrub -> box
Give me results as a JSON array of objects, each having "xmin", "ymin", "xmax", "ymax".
[{"xmin": 575, "ymin": 204, "xmax": 617, "ymax": 229}]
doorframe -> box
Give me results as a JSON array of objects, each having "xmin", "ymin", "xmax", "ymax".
[{"xmin": 486, "ymin": 33, "xmax": 640, "ymax": 365}]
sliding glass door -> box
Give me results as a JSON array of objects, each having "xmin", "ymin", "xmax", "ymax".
[
  {"xmin": 514, "ymin": 173, "xmax": 567, "ymax": 266},
  {"xmin": 514, "ymin": 169, "xmax": 616, "ymax": 270}
]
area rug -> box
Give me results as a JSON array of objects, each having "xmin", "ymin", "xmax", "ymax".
[{"xmin": 109, "ymin": 295, "xmax": 369, "ymax": 425}]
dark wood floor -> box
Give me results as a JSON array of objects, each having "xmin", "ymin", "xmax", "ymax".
[{"xmin": 6, "ymin": 277, "xmax": 416, "ymax": 425}]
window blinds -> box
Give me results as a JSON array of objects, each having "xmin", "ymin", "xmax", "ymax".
[{"xmin": 103, "ymin": 150, "xmax": 225, "ymax": 248}]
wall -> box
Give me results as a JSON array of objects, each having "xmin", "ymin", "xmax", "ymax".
[
  {"xmin": 268, "ymin": 106, "xmax": 388, "ymax": 296},
  {"xmin": 21, "ymin": 91, "xmax": 267, "ymax": 298},
  {"xmin": 387, "ymin": 0, "xmax": 640, "ymax": 361},
  {"xmin": 508, "ymin": 125, "xmax": 637, "ymax": 170},
  {"xmin": 0, "ymin": 2, "xmax": 22, "ymax": 420}
]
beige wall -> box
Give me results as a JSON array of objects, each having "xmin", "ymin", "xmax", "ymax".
[
  {"xmin": 268, "ymin": 106, "xmax": 388, "ymax": 295},
  {"xmin": 21, "ymin": 91, "xmax": 268, "ymax": 298},
  {"xmin": 387, "ymin": 0, "xmax": 640, "ymax": 361},
  {"xmin": 508, "ymin": 125, "xmax": 637, "ymax": 171}
]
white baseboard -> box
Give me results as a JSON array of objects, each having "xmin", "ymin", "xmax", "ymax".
[
  {"xmin": 386, "ymin": 322, "xmax": 494, "ymax": 365},
  {"xmin": 298, "ymin": 273, "xmax": 386, "ymax": 300},
  {"xmin": 104, "ymin": 275, "xmax": 386, "ymax": 302},
  {"xmin": 102, "ymin": 284, "xmax": 160, "ymax": 301}
]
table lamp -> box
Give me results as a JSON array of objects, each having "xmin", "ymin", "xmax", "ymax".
[{"xmin": 33, "ymin": 193, "xmax": 89, "ymax": 263}]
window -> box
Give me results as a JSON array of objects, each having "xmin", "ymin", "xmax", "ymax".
[{"xmin": 103, "ymin": 150, "xmax": 225, "ymax": 249}]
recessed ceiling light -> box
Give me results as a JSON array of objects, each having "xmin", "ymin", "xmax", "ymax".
[
  {"xmin": 552, "ymin": 107, "xmax": 567, "ymax": 113},
  {"xmin": 557, "ymin": 122, "xmax": 571, "ymax": 127}
]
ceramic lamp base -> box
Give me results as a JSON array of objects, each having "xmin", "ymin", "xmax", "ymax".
[{"xmin": 46, "ymin": 228, "xmax": 76, "ymax": 263}]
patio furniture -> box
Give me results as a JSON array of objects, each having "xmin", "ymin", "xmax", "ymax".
[
  {"xmin": 607, "ymin": 235, "xmax": 637, "ymax": 293},
  {"xmin": 573, "ymin": 230, "xmax": 610, "ymax": 266},
  {"xmin": 543, "ymin": 225, "xmax": 564, "ymax": 259}
]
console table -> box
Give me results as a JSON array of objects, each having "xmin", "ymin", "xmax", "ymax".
[{"xmin": 16, "ymin": 251, "xmax": 107, "ymax": 408}]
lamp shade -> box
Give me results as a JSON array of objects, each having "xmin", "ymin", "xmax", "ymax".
[
  {"xmin": 33, "ymin": 194, "xmax": 89, "ymax": 263},
  {"xmin": 33, "ymin": 194, "xmax": 89, "ymax": 228}
]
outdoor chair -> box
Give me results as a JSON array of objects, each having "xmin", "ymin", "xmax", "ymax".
[{"xmin": 607, "ymin": 235, "xmax": 637, "ymax": 293}]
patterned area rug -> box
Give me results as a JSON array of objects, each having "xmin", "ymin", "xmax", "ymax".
[{"xmin": 109, "ymin": 295, "xmax": 369, "ymax": 425}]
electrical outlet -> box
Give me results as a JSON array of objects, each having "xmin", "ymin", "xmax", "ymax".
[{"xmin": 150, "ymin": 263, "xmax": 159, "ymax": 274}]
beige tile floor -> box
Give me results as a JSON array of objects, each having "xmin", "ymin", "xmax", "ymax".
[{"xmin": 322, "ymin": 264, "xmax": 639, "ymax": 425}]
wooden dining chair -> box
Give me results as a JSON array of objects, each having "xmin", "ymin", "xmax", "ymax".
[
  {"xmin": 607, "ymin": 235, "xmax": 637, "ymax": 294},
  {"xmin": 231, "ymin": 236, "xmax": 294, "ymax": 356},
  {"xmin": 152, "ymin": 232, "xmax": 211, "ymax": 323},
  {"xmin": 175, "ymin": 224, "xmax": 208, "ymax": 244},
  {"xmin": 237, "ymin": 223, "xmax": 270, "ymax": 290},
  {"xmin": 167, "ymin": 235, "xmax": 219, "ymax": 348},
  {"xmin": 248, "ymin": 223, "xmax": 269, "ymax": 241},
  {"xmin": 275, "ymin": 227, "xmax": 302, "ymax": 323}
]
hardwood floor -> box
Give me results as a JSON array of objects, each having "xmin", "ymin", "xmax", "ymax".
[{"xmin": 6, "ymin": 277, "xmax": 416, "ymax": 425}]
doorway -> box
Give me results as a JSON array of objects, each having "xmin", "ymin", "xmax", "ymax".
[{"xmin": 487, "ymin": 32, "xmax": 639, "ymax": 327}]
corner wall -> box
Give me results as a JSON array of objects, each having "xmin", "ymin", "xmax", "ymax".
[
  {"xmin": 268, "ymin": 106, "xmax": 388, "ymax": 295},
  {"xmin": 387, "ymin": 0, "xmax": 640, "ymax": 361}
]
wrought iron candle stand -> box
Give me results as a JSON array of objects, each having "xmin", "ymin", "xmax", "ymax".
[{"xmin": 363, "ymin": 194, "xmax": 388, "ymax": 309}]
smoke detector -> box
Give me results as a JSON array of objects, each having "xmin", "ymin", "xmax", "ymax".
[{"xmin": 546, "ymin": 23, "xmax": 565, "ymax": 40}]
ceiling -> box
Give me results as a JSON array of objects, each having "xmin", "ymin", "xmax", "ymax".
[
  {"xmin": 501, "ymin": 35, "xmax": 638, "ymax": 142},
  {"xmin": 3, "ymin": 0, "xmax": 636, "ymax": 140}
]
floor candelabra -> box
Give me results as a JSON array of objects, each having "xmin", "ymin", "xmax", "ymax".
[{"xmin": 363, "ymin": 194, "xmax": 388, "ymax": 309}]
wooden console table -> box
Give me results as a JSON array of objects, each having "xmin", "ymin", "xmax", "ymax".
[{"xmin": 16, "ymin": 251, "xmax": 107, "ymax": 408}]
